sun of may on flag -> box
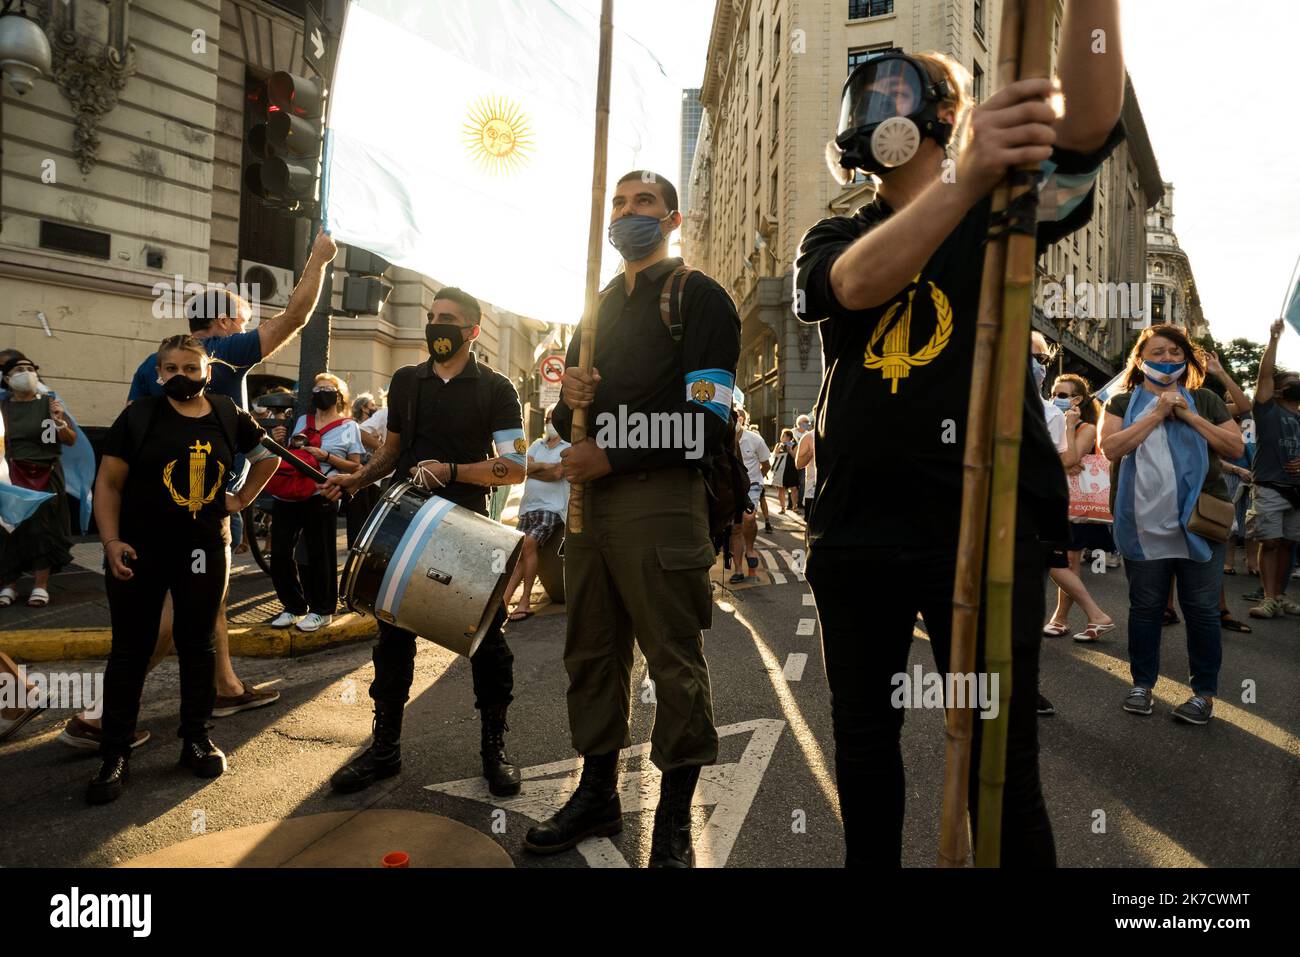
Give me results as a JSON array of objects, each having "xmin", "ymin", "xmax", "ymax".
[{"xmin": 323, "ymin": 0, "xmax": 675, "ymax": 327}]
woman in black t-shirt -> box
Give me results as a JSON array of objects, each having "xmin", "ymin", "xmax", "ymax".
[
  {"xmin": 86, "ymin": 335, "xmax": 281, "ymax": 805},
  {"xmin": 792, "ymin": 14, "xmax": 1125, "ymax": 867}
]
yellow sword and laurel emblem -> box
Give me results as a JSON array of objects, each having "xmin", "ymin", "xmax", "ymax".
[
  {"xmin": 163, "ymin": 440, "xmax": 225, "ymax": 518},
  {"xmin": 863, "ymin": 276, "xmax": 954, "ymax": 394}
]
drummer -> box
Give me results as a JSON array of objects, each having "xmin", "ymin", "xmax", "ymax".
[{"xmin": 320, "ymin": 287, "xmax": 527, "ymax": 797}]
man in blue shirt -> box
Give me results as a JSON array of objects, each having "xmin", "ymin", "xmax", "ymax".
[{"xmin": 59, "ymin": 230, "xmax": 339, "ymax": 751}]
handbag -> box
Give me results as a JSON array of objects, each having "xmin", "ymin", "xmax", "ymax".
[{"xmin": 1187, "ymin": 492, "xmax": 1235, "ymax": 544}]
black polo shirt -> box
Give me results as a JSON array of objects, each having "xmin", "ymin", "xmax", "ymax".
[
  {"xmin": 551, "ymin": 256, "xmax": 741, "ymax": 476},
  {"xmin": 794, "ymin": 122, "xmax": 1125, "ymax": 556},
  {"xmin": 387, "ymin": 352, "xmax": 524, "ymax": 515}
]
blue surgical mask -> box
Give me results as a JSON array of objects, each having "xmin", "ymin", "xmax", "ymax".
[
  {"xmin": 1140, "ymin": 360, "xmax": 1187, "ymax": 386},
  {"xmin": 1052, "ymin": 397, "xmax": 1073, "ymax": 411},
  {"xmin": 1031, "ymin": 357, "xmax": 1047, "ymax": 390},
  {"xmin": 608, "ymin": 212, "xmax": 673, "ymax": 262}
]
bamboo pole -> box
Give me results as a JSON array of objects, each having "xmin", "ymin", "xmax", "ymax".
[
  {"xmin": 566, "ymin": 0, "xmax": 615, "ymax": 535},
  {"xmin": 938, "ymin": 0, "xmax": 1024, "ymax": 869},
  {"xmin": 974, "ymin": 0, "xmax": 1054, "ymax": 868}
]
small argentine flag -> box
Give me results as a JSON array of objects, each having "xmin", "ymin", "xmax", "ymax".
[
  {"xmin": 1094, "ymin": 369, "xmax": 1127, "ymax": 406},
  {"xmin": 1285, "ymin": 267, "xmax": 1300, "ymax": 337},
  {"xmin": 0, "ymin": 484, "xmax": 54, "ymax": 534}
]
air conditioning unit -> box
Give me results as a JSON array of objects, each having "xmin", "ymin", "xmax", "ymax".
[{"xmin": 239, "ymin": 260, "xmax": 295, "ymax": 309}]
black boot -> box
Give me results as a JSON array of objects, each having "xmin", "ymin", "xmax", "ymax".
[
  {"xmin": 331, "ymin": 701, "xmax": 403, "ymax": 794},
  {"xmin": 523, "ymin": 751, "xmax": 621, "ymax": 854},
  {"xmin": 179, "ymin": 737, "xmax": 227, "ymax": 778},
  {"xmin": 480, "ymin": 706, "xmax": 521, "ymax": 797},
  {"xmin": 86, "ymin": 754, "xmax": 129, "ymax": 805},
  {"xmin": 648, "ymin": 766, "xmax": 701, "ymax": 868}
]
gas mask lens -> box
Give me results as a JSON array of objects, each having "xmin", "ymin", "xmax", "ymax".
[{"xmin": 837, "ymin": 58, "xmax": 926, "ymax": 136}]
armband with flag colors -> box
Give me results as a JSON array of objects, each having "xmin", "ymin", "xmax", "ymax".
[
  {"xmin": 495, "ymin": 428, "xmax": 528, "ymax": 466},
  {"xmin": 685, "ymin": 369, "xmax": 735, "ymax": 422}
]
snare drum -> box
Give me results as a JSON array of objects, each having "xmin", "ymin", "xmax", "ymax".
[{"xmin": 342, "ymin": 481, "xmax": 524, "ymax": 657}]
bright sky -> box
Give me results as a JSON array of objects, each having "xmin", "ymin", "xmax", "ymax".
[{"xmin": 570, "ymin": 0, "xmax": 1299, "ymax": 368}]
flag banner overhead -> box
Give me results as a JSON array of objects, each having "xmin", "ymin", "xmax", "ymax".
[{"xmin": 324, "ymin": 0, "xmax": 674, "ymax": 327}]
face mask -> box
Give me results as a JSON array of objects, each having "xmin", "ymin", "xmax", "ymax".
[
  {"xmin": 312, "ymin": 390, "xmax": 337, "ymax": 411},
  {"xmin": 162, "ymin": 373, "xmax": 206, "ymax": 401},
  {"xmin": 608, "ymin": 212, "xmax": 672, "ymax": 262},
  {"xmin": 7, "ymin": 371, "xmax": 38, "ymax": 394},
  {"xmin": 1052, "ymin": 397, "xmax": 1073, "ymax": 411},
  {"xmin": 1281, "ymin": 383, "xmax": 1300, "ymax": 402},
  {"xmin": 544, "ymin": 423, "xmax": 559, "ymax": 441},
  {"xmin": 426, "ymin": 323, "xmax": 465, "ymax": 361},
  {"xmin": 1031, "ymin": 357, "xmax": 1047, "ymax": 390},
  {"xmin": 1140, "ymin": 360, "xmax": 1186, "ymax": 386}
]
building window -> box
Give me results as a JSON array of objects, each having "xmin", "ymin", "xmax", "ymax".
[
  {"xmin": 771, "ymin": 90, "xmax": 780, "ymax": 147},
  {"xmin": 974, "ymin": 0, "xmax": 985, "ymax": 38},
  {"xmin": 770, "ymin": 167, "xmax": 779, "ymax": 216},
  {"xmin": 773, "ymin": 20, "xmax": 781, "ymax": 76},
  {"xmin": 848, "ymin": 45, "xmax": 898, "ymax": 75},
  {"xmin": 756, "ymin": 15, "xmax": 764, "ymax": 66},
  {"xmin": 1151, "ymin": 285, "xmax": 1165, "ymax": 323},
  {"xmin": 756, "ymin": 78, "xmax": 763, "ymax": 121},
  {"xmin": 849, "ymin": 0, "xmax": 894, "ymax": 19},
  {"xmin": 1086, "ymin": 229, "xmax": 1092, "ymax": 267},
  {"xmin": 972, "ymin": 62, "xmax": 984, "ymax": 102}
]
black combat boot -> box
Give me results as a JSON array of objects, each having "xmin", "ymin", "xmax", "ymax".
[
  {"xmin": 523, "ymin": 751, "xmax": 621, "ymax": 854},
  {"xmin": 179, "ymin": 737, "xmax": 228, "ymax": 778},
  {"xmin": 330, "ymin": 701, "xmax": 403, "ymax": 794},
  {"xmin": 480, "ymin": 706, "xmax": 521, "ymax": 797},
  {"xmin": 86, "ymin": 753, "xmax": 129, "ymax": 805},
  {"xmin": 648, "ymin": 765, "xmax": 701, "ymax": 868}
]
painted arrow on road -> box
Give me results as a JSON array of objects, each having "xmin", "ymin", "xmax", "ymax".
[{"xmin": 425, "ymin": 718, "xmax": 786, "ymax": 868}]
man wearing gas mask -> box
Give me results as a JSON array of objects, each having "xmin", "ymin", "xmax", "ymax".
[{"xmin": 793, "ymin": 2, "xmax": 1126, "ymax": 868}]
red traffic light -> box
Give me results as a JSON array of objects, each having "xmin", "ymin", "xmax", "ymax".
[{"xmin": 267, "ymin": 71, "xmax": 324, "ymax": 119}]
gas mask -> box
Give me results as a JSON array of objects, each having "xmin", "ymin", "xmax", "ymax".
[{"xmin": 832, "ymin": 52, "xmax": 954, "ymax": 177}]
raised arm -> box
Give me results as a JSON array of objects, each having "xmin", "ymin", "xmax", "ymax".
[
  {"xmin": 1054, "ymin": 0, "xmax": 1125, "ymax": 153},
  {"xmin": 1255, "ymin": 319, "xmax": 1285, "ymax": 406},
  {"xmin": 256, "ymin": 229, "xmax": 339, "ymax": 360},
  {"xmin": 1207, "ymin": 352, "xmax": 1252, "ymax": 414}
]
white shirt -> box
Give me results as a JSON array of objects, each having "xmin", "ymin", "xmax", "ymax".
[
  {"xmin": 1042, "ymin": 399, "xmax": 1069, "ymax": 454},
  {"xmin": 737, "ymin": 428, "xmax": 771, "ymax": 487},
  {"xmin": 519, "ymin": 437, "xmax": 570, "ymax": 521},
  {"xmin": 359, "ymin": 406, "xmax": 388, "ymax": 444}
]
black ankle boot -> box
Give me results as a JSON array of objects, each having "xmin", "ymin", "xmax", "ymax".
[
  {"xmin": 179, "ymin": 737, "xmax": 227, "ymax": 778},
  {"xmin": 86, "ymin": 754, "xmax": 129, "ymax": 805},
  {"xmin": 480, "ymin": 706, "xmax": 521, "ymax": 797},
  {"xmin": 331, "ymin": 701, "xmax": 403, "ymax": 794},
  {"xmin": 523, "ymin": 751, "xmax": 621, "ymax": 854},
  {"xmin": 648, "ymin": 765, "xmax": 701, "ymax": 868}
]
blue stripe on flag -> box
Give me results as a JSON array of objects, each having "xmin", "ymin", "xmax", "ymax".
[
  {"xmin": 0, "ymin": 483, "xmax": 55, "ymax": 530},
  {"xmin": 1285, "ymin": 271, "xmax": 1300, "ymax": 336},
  {"xmin": 377, "ymin": 495, "xmax": 456, "ymax": 619}
]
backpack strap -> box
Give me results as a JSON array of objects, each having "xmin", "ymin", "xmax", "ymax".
[
  {"xmin": 397, "ymin": 366, "xmax": 420, "ymax": 461},
  {"xmin": 658, "ymin": 265, "xmax": 697, "ymax": 343},
  {"xmin": 127, "ymin": 396, "xmax": 163, "ymax": 463},
  {"xmin": 207, "ymin": 394, "xmax": 240, "ymax": 458}
]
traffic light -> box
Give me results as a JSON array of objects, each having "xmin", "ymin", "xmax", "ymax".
[
  {"xmin": 245, "ymin": 71, "xmax": 327, "ymax": 213},
  {"xmin": 342, "ymin": 248, "xmax": 394, "ymax": 315}
]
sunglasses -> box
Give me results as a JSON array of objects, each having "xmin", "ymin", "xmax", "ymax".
[{"xmin": 1052, "ymin": 392, "xmax": 1075, "ymax": 400}]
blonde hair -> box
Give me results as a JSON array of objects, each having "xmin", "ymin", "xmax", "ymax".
[
  {"xmin": 825, "ymin": 51, "xmax": 974, "ymax": 187},
  {"xmin": 314, "ymin": 372, "xmax": 350, "ymax": 414}
]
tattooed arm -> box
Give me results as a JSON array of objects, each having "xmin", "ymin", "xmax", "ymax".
[{"xmin": 317, "ymin": 431, "xmax": 399, "ymax": 501}]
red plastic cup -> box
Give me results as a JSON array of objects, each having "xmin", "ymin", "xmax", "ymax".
[{"xmin": 382, "ymin": 851, "xmax": 409, "ymax": 868}]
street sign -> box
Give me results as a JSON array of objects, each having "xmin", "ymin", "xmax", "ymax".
[
  {"xmin": 304, "ymin": 4, "xmax": 333, "ymax": 79},
  {"xmin": 539, "ymin": 381, "xmax": 562, "ymax": 410},
  {"xmin": 539, "ymin": 354, "xmax": 566, "ymax": 383}
]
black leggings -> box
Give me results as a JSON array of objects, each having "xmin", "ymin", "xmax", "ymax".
[
  {"xmin": 271, "ymin": 496, "xmax": 339, "ymax": 616},
  {"xmin": 805, "ymin": 543, "xmax": 1055, "ymax": 868},
  {"xmin": 100, "ymin": 541, "xmax": 230, "ymax": 758}
]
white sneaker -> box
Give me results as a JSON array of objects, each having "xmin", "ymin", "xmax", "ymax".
[
  {"xmin": 269, "ymin": 611, "xmax": 300, "ymax": 629},
  {"xmin": 296, "ymin": 613, "xmax": 333, "ymax": 633}
]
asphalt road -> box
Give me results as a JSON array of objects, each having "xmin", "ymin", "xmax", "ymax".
[{"xmin": 1, "ymin": 507, "xmax": 1296, "ymax": 868}]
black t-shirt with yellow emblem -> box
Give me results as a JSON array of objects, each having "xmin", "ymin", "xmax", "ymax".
[
  {"xmin": 794, "ymin": 123, "xmax": 1125, "ymax": 557},
  {"xmin": 103, "ymin": 396, "xmax": 266, "ymax": 550}
]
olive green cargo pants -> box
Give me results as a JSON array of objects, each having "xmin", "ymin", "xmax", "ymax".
[{"xmin": 562, "ymin": 467, "xmax": 719, "ymax": 771}]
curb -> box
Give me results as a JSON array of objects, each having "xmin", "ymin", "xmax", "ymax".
[{"xmin": 0, "ymin": 613, "xmax": 378, "ymax": 663}]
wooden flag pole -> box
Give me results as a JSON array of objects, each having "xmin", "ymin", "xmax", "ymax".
[
  {"xmin": 566, "ymin": 0, "xmax": 615, "ymax": 535},
  {"xmin": 938, "ymin": 0, "xmax": 1024, "ymax": 869},
  {"xmin": 975, "ymin": 0, "xmax": 1054, "ymax": 868}
]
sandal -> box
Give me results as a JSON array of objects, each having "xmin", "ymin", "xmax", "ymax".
[
  {"xmin": 728, "ymin": 572, "xmax": 747, "ymax": 585},
  {"xmin": 1220, "ymin": 612, "xmax": 1252, "ymax": 633},
  {"xmin": 1073, "ymin": 622, "xmax": 1115, "ymax": 642},
  {"xmin": 26, "ymin": 588, "xmax": 49, "ymax": 608},
  {"xmin": 1042, "ymin": 621, "xmax": 1070, "ymax": 637},
  {"xmin": 508, "ymin": 609, "xmax": 534, "ymax": 622},
  {"xmin": 0, "ymin": 587, "xmax": 16, "ymax": 608}
]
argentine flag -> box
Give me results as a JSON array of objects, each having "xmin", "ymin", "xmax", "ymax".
[
  {"xmin": 0, "ymin": 413, "xmax": 55, "ymax": 534},
  {"xmin": 324, "ymin": 0, "xmax": 674, "ymax": 328}
]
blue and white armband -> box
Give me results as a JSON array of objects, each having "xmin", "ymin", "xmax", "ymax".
[
  {"xmin": 494, "ymin": 428, "xmax": 528, "ymax": 466},
  {"xmin": 1037, "ymin": 159, "xmax": 1101, "ymax": 225},
  {"xmin": 685, "ymin": 369, "xmax": 735, "ymax": 422}
]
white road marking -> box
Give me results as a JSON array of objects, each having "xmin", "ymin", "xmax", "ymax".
[
  {"xmin": 782, "ymin": 653, "xmax": 808, "ymax": 681},
  {"xmin": 756, "ymin": 536, "xmax": 778, "ymax": 549},
  {"xmin": 802, "ymin": 593, "xmax": 815, "ymax": 606},
  {"xmin": 425, "ymin": 718, "xmax": 787, "ymax": 868},
  {"xmin": 758, "ymin": 550, "xmax": 786, "ymax": 585},
  {"xmin": 796, "ymin": 618, "xmax": 816, "ymax": 636},
  {"xmin": 779, "ymin": 550, "xmax": 807, "ymax": 581}
]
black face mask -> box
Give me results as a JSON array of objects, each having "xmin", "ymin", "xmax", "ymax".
[
  {"xmin": 312, "ymin": 390, "xmax": 338, "ymax": 411},
  {"xmin": 1281, "ymin": 383, "xmax": 1300, "ymax": 402},
  {"xmin": 426, "ymin": 324, "xmax": 465, "ymax": 361},
  {"xmin": 162, "ymin": 374, "xmax": 206, "ymax": 401}
]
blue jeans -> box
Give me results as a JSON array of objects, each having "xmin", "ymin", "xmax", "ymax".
[
  {"xmin": 1124, "ymin": 540, "xmax": 1225, "ymax": 697},
  {"xmin": 227, "ymin": 454, "xmax": 249, "ymax": 548}
]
